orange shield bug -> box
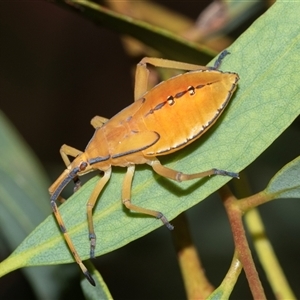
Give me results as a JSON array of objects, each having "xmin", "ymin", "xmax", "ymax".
[{"xmin": 49, "ymin": 50, "xmax": 239, "ymax": 285}]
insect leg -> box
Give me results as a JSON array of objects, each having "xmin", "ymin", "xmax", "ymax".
[
  {"xmin": 134, "ymin": 60, "xmax": 150, "ymax": 101},
  {"xmin": 211, "ymin": 49, "xmax": 230, "ymax": 70},
  {"xmin": 139, "ymin": 57, "xmax": 211, "ymax": 72},
  {"xmin": 60, "ymin": 144, "xmax": 83, "ymax": 167},
  {"xmin": 122, "ymin": 165, "xmax": 174, "ymax": 230},
  {"xmin": 134, "ymin": 50, "xmax": 230, "ymax": 101},
  {"xmin": 87, "ymin": 168, "xmax": 112, "ymax": 258},
  {"xmin": 90, "ymin": 115, "xmax": 109, "ymax": 129},
  {"xmin": 149, "ymin": 159, "xmax": 239, "ymax": 182},
  {"xmin": 60, "ymin": 145, "xmax": 83, "ymax": 193},
  {"xmin": 135, "ymin": 57, "xmax": 211, "ymax": 101},
  {"xmin": 51, "ymin": 193, "xmax": 96, "ymax": 286}
]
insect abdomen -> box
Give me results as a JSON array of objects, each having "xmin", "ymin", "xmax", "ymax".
[{"xmin": 140, "ymin": 70, "xmax": 239, "ymax": 156}]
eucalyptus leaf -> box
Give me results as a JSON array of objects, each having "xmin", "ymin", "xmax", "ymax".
[
  {"xmin": 0, "ymin": 0, "xmax": 300, "ymax": 280},
  {"xmin": 264, "ymin": 156, "xmax": 300, "ymax": 199},
  {"xmin": 80, "ymin": 261, "xmax": 113, "ymax": 300},
  {"xmin": 0, "ymin": 111, "xmax": 65, "ymax": 299}
]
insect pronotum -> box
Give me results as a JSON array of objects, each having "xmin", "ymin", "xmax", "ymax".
[{"xmin": 49, "ymin": 50, "xmax": 239, "ymax": 286}]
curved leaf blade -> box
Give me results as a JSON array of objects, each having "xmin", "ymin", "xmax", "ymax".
[
  {"xmin": 81, "ymin": 261, "xmax": 113, "ymax": 300},
  {"xmin": 1, "ymin": 0, "xmax": 300, "ymax": 273},
  {"xmin": 0, "ymin": 111, "xmax": 66, "ymax": 298},
  {"xmin": 264, "ymin": 156, "xmax": 300, "ymax": 199}
]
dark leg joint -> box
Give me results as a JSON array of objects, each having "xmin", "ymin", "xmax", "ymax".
[
  {"xmin": 157, "ymin": 212, "xmax": 174, "ymax": 230},
  {"xmin": 89, "ymin": 233, "xmax": 96, "ymax": 259},
  {"xmin": 50, "ymin": 200, "xmax": 57, "ymax": 213},
  {"xmin": 59, "ymin": 224, "xmax": 67, "ymax": 233},
  {"xmin": 175, "ymin": 172, "xmax": 183, "ymax": 182}
]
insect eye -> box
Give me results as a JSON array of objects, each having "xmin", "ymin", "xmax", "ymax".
[
  {"xmin": 188, "ymin": 86, "xmax": 195, "ymax": 95},
  {"xmin": 167, "ymin": 95, "xmax": 175, "ymax": 106},
  {"xmin": 79, "ymin": 161, "xmax": 88, "ymax": 171}
]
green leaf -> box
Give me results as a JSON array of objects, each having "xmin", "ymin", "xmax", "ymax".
[
  {"xmin": 264, "ymin": 156, "xmax": 300, "ymax": 199},
  {"xmin": 1, "ymin": 0, "xmax": 300, "ymax": 278},
  {"xmin": 80, "ymin": 261, "xmax": 113, "ymax": 300},
  {"xmin": 0, "ymin": 111, "xmax": 65, "ymax": 299},
  {"xmin": 0, "ymin": 112, "xmax": 109, "ymax": 297}
]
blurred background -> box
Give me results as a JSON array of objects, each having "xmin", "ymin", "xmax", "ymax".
[{"xmin": 1, "ymin": 1, "xmax": 299, "ymax": 299}]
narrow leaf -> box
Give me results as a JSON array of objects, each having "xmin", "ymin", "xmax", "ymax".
[
  {"xmin": 264, "ymin": 156, "xmax": 300, "ymax": 199},
  {"xmin": 0, "ymin": 111, "xmax": 63, "ymax": 299},
  {"xmin": 80, "ymin": 261, "xmax": 113, "ymax": 300},
  {"xmin": 1, "ymin": 0, "xmax": 300, "ymax": 274}
]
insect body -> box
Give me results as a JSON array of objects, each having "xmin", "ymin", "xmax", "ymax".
[{"xmin": 49, "ymin": 50, "xmax": 239, "ymax": 286}]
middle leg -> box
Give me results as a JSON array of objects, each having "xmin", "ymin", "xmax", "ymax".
[
  {"xmin": 122, "ymin": 165, "xmax": 174, "ymax": 230},
  {"xmin": 86, "ymin": 168, "xmax": 112, "ymax": 258}
]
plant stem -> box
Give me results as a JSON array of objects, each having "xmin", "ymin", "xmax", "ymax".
[
  {"xmin": 219, "ymin": 185, "xmax": 266, "ymax": 300},
  {"xmin": 172, "ymin": 212, "xmax": 214, "ymax": 300}
]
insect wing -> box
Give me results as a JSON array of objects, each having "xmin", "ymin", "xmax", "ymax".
[
  {"xmin": 139, "ymin": 70, "xmax": 239, "ymax": 155},
  {"xmin": 111, "ymin": 130, "xmax": 160, "ymax": 159}
]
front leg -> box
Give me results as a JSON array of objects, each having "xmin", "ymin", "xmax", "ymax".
[{"xmin": 60, "ymin": 144, "xmax": 83, "ymax": 193}]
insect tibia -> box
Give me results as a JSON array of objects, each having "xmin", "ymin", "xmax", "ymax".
[
  {"xmin": 213, "ymin": 168, "xmax": 239, "ymax": 178},
  {"xmin": 157, "ymin": 212, "xmax": 174, "ymax": 230}
]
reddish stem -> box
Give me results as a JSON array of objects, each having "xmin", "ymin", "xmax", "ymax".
[{"xmin": 219, "ymin": 185, "xmax": 266, "ymax": 300}]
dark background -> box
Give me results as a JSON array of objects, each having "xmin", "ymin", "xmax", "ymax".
[{"xmin": 1, "ymin": 1, "xmax": 299, "ymax": 299}]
